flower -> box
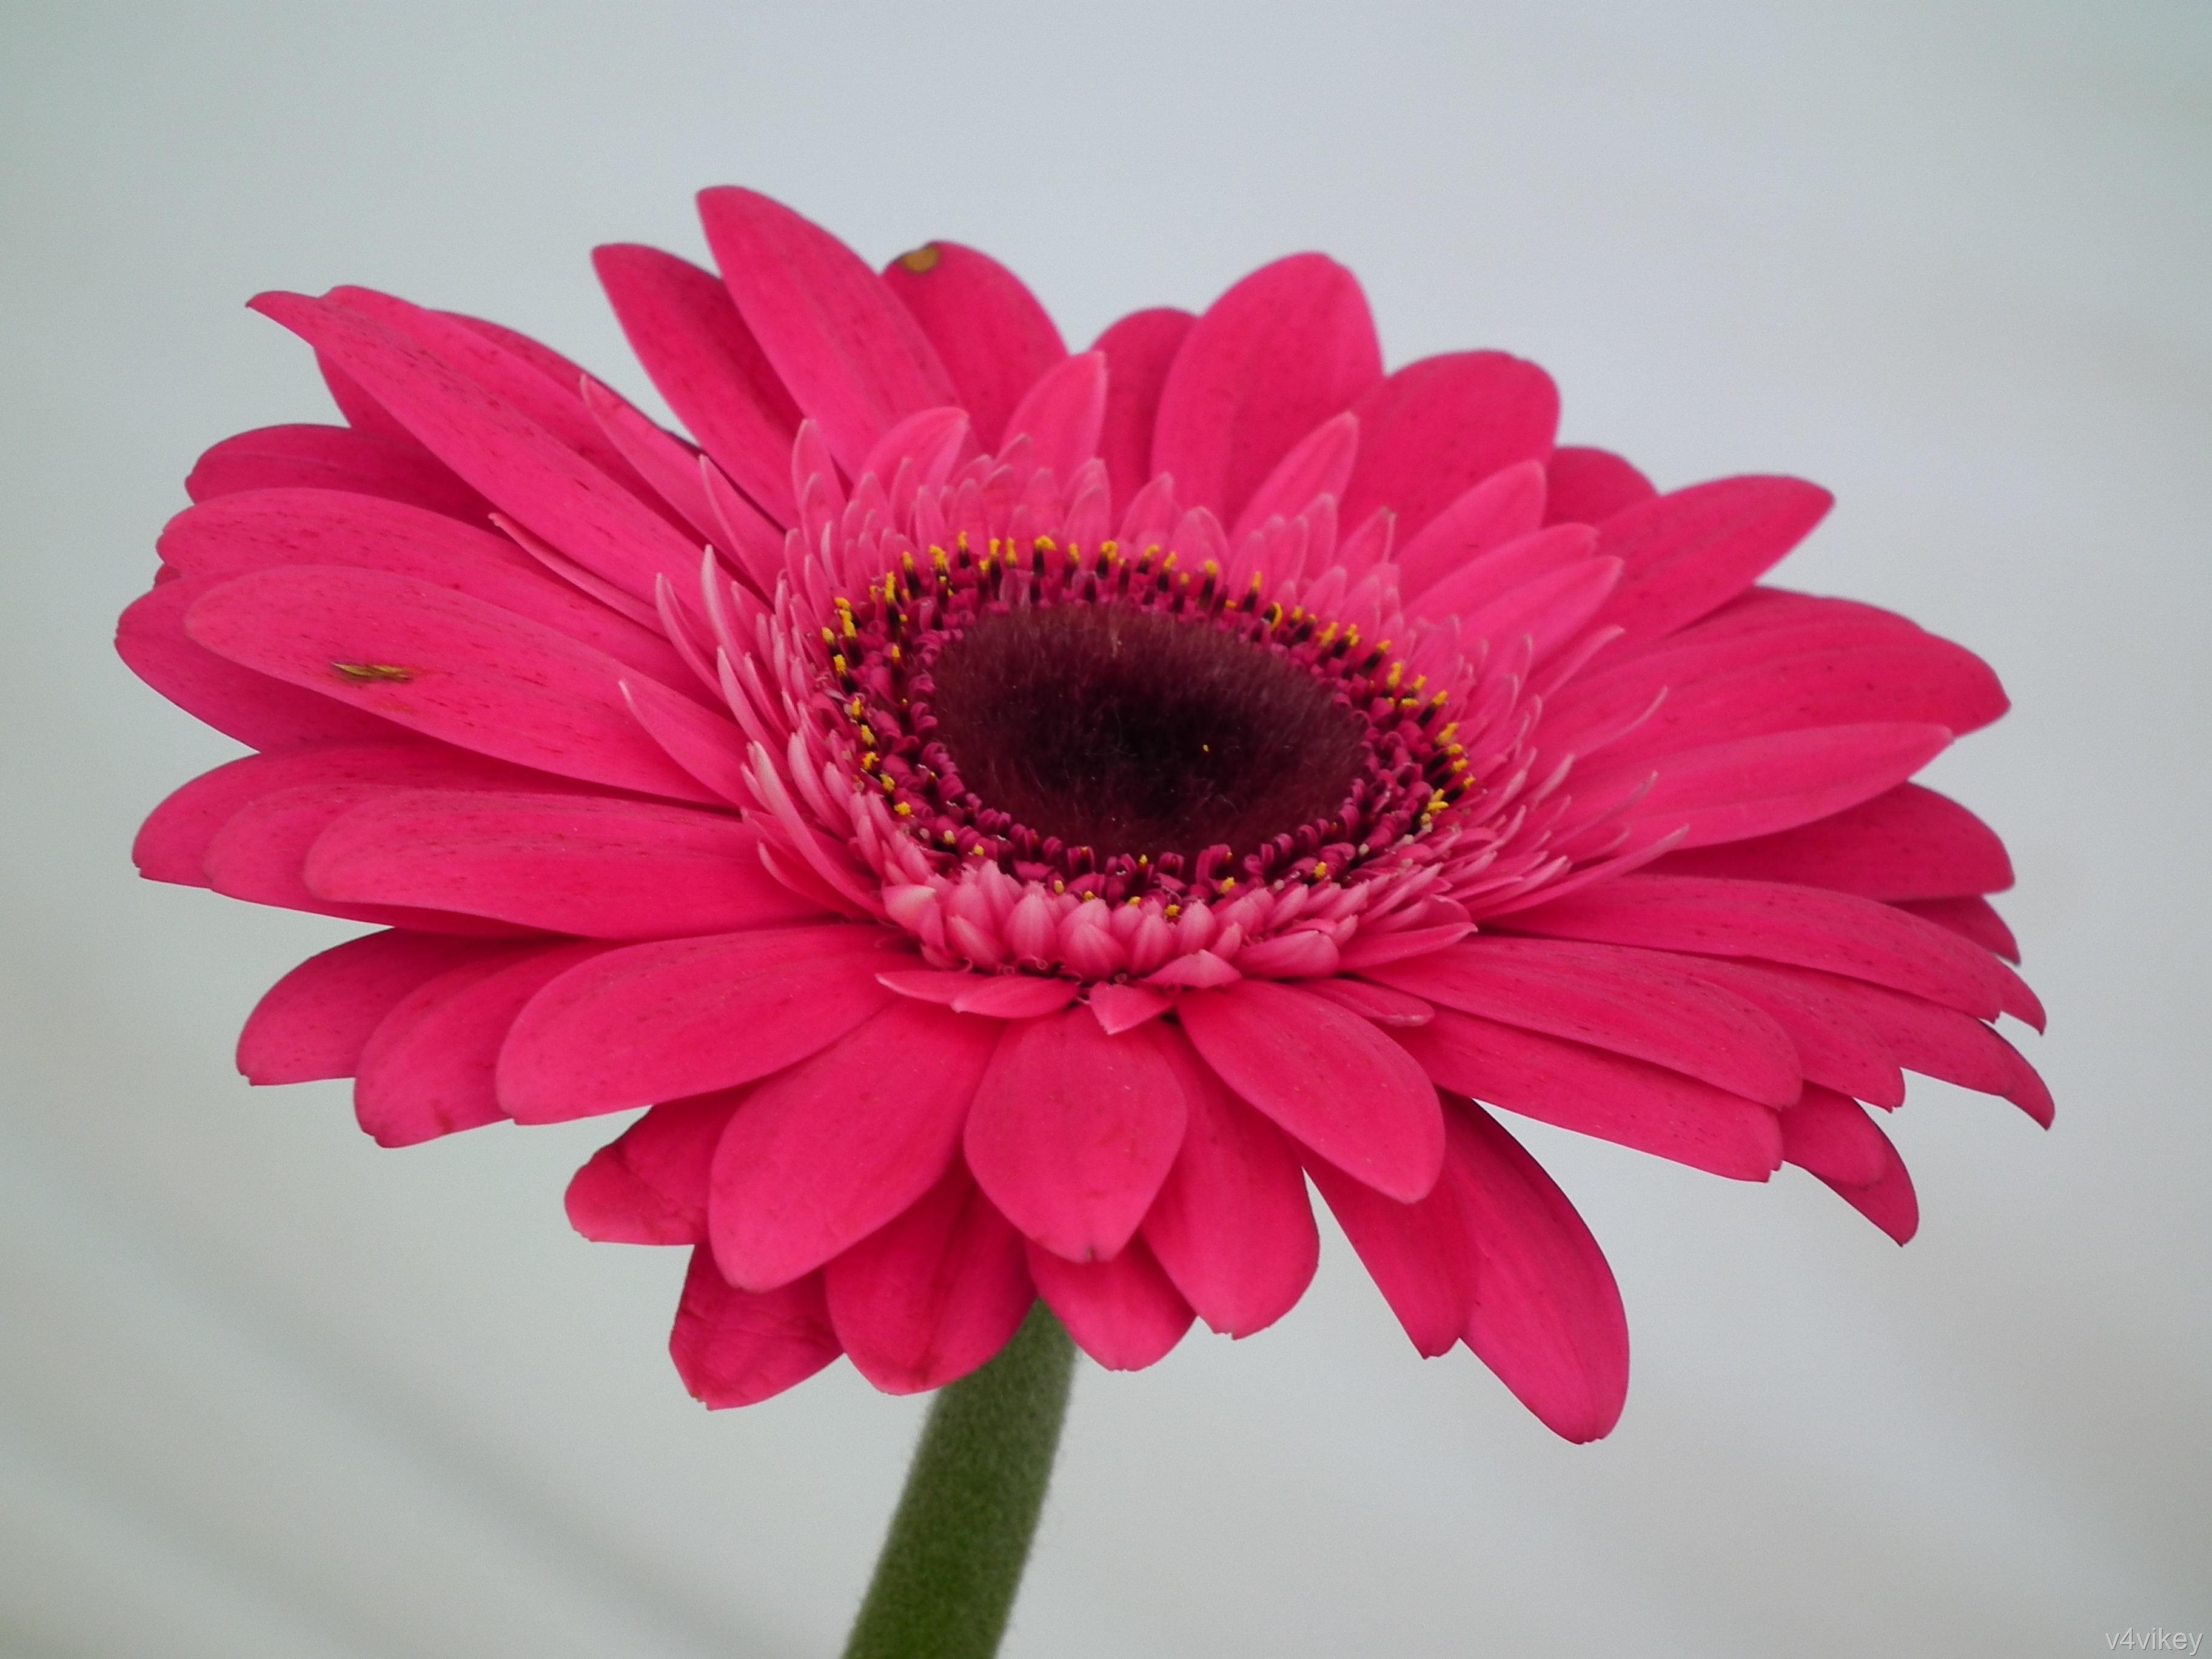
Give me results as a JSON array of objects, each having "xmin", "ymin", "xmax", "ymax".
[{"xmin": 119, "ymin": 187, "xmax": 2048, "ymax": 1443}]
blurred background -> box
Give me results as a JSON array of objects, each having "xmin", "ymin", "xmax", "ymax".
[{"xmin": 4, "ymin": 2, "xmax": 2207, "ymax": 1654}]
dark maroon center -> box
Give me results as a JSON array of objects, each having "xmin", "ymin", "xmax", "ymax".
[{"xmin": 923, "ymin": 604, "xmax": 1367, "ymax": 866}]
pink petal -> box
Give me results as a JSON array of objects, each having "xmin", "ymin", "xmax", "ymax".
[
  {"xmin": 1504, "ymin": 874, "xmax": 2018, "ymax": 1024},
  {"xmin": 236, "ymin": 930, "xmax": 512, "ymax": 1084},
  {"xmin": 621, "ymin": 676, "xmax": 754, "ymax": 807},
  {"xmin": 1091, "ymin": 307, "xmax": 1195, "ymax": 511},
  {"xmin": 566, "ymin": 1093, "xmax": 740, "ymax": 1245},
  {"xmin": 1178, "ymin": 980, "xmax": 1445, "ymax": 1202},
  {"xmin": 1303, "ymin": 978, "xmax": 1436, "ymax": 1027},
  {"xmin": 1363, "ymin": 937, "xmax": 1801, "ymax": 1105},
  {"xmin": 1139, "ymin": 1027, "xmax": 1319, "ymax": 1338},
  {"xmin": 1339, "ymin": 352, "xmax": 1560, "ymax": 543},
  {"xmin": 250, "ymin": 293, "xmax": 703, "ymax": 602},
  {"xmin": 709, "ymin": 999, "xmax": 1000, "ymax": 1289},
  {"xmin": 183, "ymin": 565, "xmax": 723, "ymax": 804},
  {"xmin": 306, "ymin": 789, "xmax": 823, "ymax": 939},
  {"xmin": 825, "ymin": 1164, "xmax": 1033, "ymax": 1395},
  {"xmin": 1452, "ymin": 555, "xmax": 1623, "ymax": 663},
  {"xmin": 1542, "ymin": 446, "xmax": 1655, "ymax": 526},
  {"xmin": 950, "ymin": 977, "xmax": 1081, "ymax": 1019},
  {"xmin": 324, "ymin": 287, "xmax": 659, "ymax": 504},
  {"xmin": 1895, "ymin": 895, "xmax": 2020, "ymax": 961},
  {"xmin": 880, "ymin": 241, "xmax": 1068, "ymax": 452},
  {"xmin": 159, "ymin": 489, "xmax": 696, "ymax": 689},
  {"xmin": 1583, "ymin": 722, "xmax": 1954, "ymax": 853},
  {"xmin": 1409, "ymin": 522, "xmax": 1597, "ymax": 619},
  {"xmin": 856, "ymin": 406, "xmax": 971, "ymax": 494},
  {"xmin": 1594, "ymin": 943, "xmax": 1906, "ymax": 1107},
  {"xmin": 999, "ymin": 352, "xmax": 1108, "ymax": 485},
  {"xmin": 1588, "ymin": 477, "xmax": 1835, "ymax": 652},
  {"xmin": 355, "ymin": 942, "xmax": 610, "ymax": 1146},
  {"xmin": 592, "ymin": 243, "xmax": 802, "ymax": 525},
  {"xmin": 1304, "ymin": 1151, "xmax": 1477, "ymax": 1358},
  {"xmin": 1086, "ymin": 982, "xmax": 1173, "ymax": 1034},
  {"xmin": 1396, "ymin": 1011, "xmax": 1785, "ymax": 1180},
  {"xmin": 578, "ymin": 377, "xmax": 726, "ymax": 546},
  {"xmin": 186, "ymin": 423, "xmax": 491, "ymax": 521},
  {"xmin": 1228, "ymin": 411, "xmax": 1361, "ymax": 543},
  {"xmin": 1150, "ymin": 254, "xmax": 1382, "ymax": 525},
  {"xmin": 1027, "ymin": 1236, "xmax": 1193, "ymax": 1371},
  {"xmin": 697, "ymin": 187, "xmax": 954, "ymax": 478},
  {"xmin": 497, "ymin": 925, "xmax": 895, "ymax": 1122},
  {"xmin": 118, "ymin": 575, "xmax": 397, "ymax": 753},
  {"xmin": 1449, "ymin": 1101, "xmax": 1631, "ymax": 1442},
  {"xmin": 203, "ymin": 780, "xmax": 551, "ymax": 934},
  {"xmin": 1714, "ymin": 961, "xmax": 2051, "ymax": 1125},
  {"xmin": 962, "ymin": 1010, "xmax": 1188, "ymax": 1262},
  {"xmin": 1777, "ymin": 1085, "xmax": 1889, "ymax": 1185},
  {"xmin": 133, "ymin": 739, "xmax": 525, "ymax": 888},
  {"xmin": 1651, "ymin": 783, "xmax": 2014, "ymax": 900},
  {"xmin": 1392, "ymin": 460, "xmax": 1549, "ymax": 600},
  {"xmin": 668, "ymin": 1248, "xmax": 840, "ymax": 1408},
  {"xmin": 1812, "ymin": 1116, "xmax": 1919, "ymax": 1244}
]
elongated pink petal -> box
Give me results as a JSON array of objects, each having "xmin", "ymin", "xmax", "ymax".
[
  {"xmin": 1778, "ymin": 1085, "xmax": 1889, "ymax": 1185},
  {"xmin": 1027, "ymin": 1236, "xmax": 1193, "ymax": 1370},
  {"xmin": 592, "ymin": 243, "xmax": 802, "ymax": 524},
  {"xmin": 1304, "ymin": 979, "xmax": 1435, "ymax": 1026},
  {"xmin": 622, "ymin": 675, "xmax": 754, "ymax": 806},
  {"xmin": 1896, "ymin": 895, "xmax": 2020, "ymax": 960},
  {"xmin": 307, "ymin": 790, "xmax": 823, "ymax": 938},
  {"xmin": 186, "ymin": 423, "xmax": 491, "ymax": 521},
  {"xmin": 118, "ymin": 577, "xmax": 397, "ymax": 753},
  {"xmin": 882, "ymin": 242, "xmax": 1068, "ymax": 452},
  {"xmin": 825, "ymin": 1164, "xmax": 1033, "ymax": 1395},
  {"xmin": 1712, "ymin": 960, "xmax": 2051, "ymax": 1125},
  {"xmin": 497, "ymin": 925, "xmax": 894, "ymax": 1121},
  {"xmin": 203, "ymin": 780, "xmax": 548, "ymax": 934},
  {"xmin": 669, "ymin": 1248, "xmax": 840, "ymax": 1408},
  {"xmin": 1139, "ymin": 1027, "xmax": 1318, "ymax": 1337},
  {"xmin": 566, "ymin": 1093, "xmax": 741, "ymax": 1245},
  {"xmin": 1449, "ymin": 1101, "xmax": 1631, "ymax": 1442},
  {"xmin": 324, "ymin": 286, "xmax": 658, "ymax": 503},
  {"xmin": 183, "ymin": 565, "xmax": 722, "ymax": 804},
  {"xmin": 236, "ymin": 930, "xmax": 515, "ymax": 1084},
  {"xmin": 1228, "ymin": 412, "xmax": 1360, "ymax": 543},
  {"xmin": 999, "ymin": 352, "xmax": 1108, "ymax": 485},
  {"xmin": 1091, "ymin": 307, "xmax": 1194, "ymax": 510},
  {"xmin": 1151, "ymin": 254, "xmax": 1381, "ymax": 524},
  {"xmin": 1178, "ymin": 980, "xmax": 1444, "ymax": 1201},
  {"xmin": 1589, "ymin": 477, "xmax": 1834, "ymax": 651},
  {"xmin": 1652, "ymin": 784, "xmax": 2014, "ymax": 900},
  {"xmin": 1396, "ymin": 1010, "xmax": 1785, "ymax": 1179},
  {"xmin": 1364, "ymin": 938, "xmax": 1801, "ymax": 1105},
  {"xmin": 1453, "ymin": 555, "xmax": 1623, "ymax": 663},
  {"xmin": 133, "ymin": 740, "xmax": 499, "ymax": 887},
  {"xmin": 1339, "ymin": 352, "xmax": 1559, "ymax": 543},
  {"xmin": 1586, "ymin": 722, "xmax": 1954, "ymax": 853},
  {"xmin": 579, "ymin": 377, "xmax": 725, "ymax": 546},
  {"xmin": 159, "ymin": 488, "xmax": 694, "ymax": 687},
  {"xmin": 963, "ymin": 1010, "xmax": 1187, "ymax": 1262},
  {"xmin": 1812, "ymin": 1116, "xmax": 1919, "ymax": 1243},
  {"xmin": 1086, "ymin": 981, "xmax": 1173, "ymax": 1034},
  {"xmin": 1305, "ymin": 1151, "xmax": 1478, "ymax": 1358},
  {"xmin": 709, "ymin": 999, "xmax": 999, "ymax": 1289},
  {"xmin": 697, "ymin": 187, "xmax": 954, "ymax": 477},
  {"xmin": 1542, "ymin": 446, "xmax": 1654, "ymax": 526},
  {"xmin": 250, "ymin": 292, "xmax": 704, "ymax": 602},
  {"xmin": 355, "ymin": 942, "xmax": 610, "ymax": 1146},
  {"xmin": 1504, "ymin": 874, "xmax": 2018, "ymax": 1023},
  {"xmin": 1392, "ymin": 460, "xmax": 1549, "ymax": 600},
  {"xmin": 1586, "ymin": 943, "xmax": 1906, "ymax": 1107},
  {"xmin": 950, "ymin": 977, "xmax": 1080, "ymax": 1019},
  {"xmin": 1409, "ymin": 523, "xmax": 1597, "ymax": 619}
]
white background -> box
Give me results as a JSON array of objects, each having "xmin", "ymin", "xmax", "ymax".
[{"xmin": 4, "ymin": 3, "xmax": 2207, "ymax": 1654}]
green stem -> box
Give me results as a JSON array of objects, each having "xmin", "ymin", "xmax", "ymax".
[{"xmin": 841, "ymin": 1302, "xmax": 1078, "ymax": 1659}]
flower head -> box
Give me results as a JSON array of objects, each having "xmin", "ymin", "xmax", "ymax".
[{"xmin": 120, "ymin": 187, "xmax": 2048, "ymax": 1441}]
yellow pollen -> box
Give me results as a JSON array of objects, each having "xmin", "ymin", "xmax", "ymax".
[
  {"xmin": 1164, "ymin": 904, "xmax": 1181, "ymax": 919},
  {"xmin": 896, "ymin": 243, "xmax": 942, "ymax": 272},
  {"xmin": 860, "ymin": 752, "xmax": 878, "ymax": 771},
  {"xmin": 1386, "ymin": 663, "xmax": 1404, "ymax": 690},
  {"xmin": 819, "ymin": 627, "xmax": 835, "ymax": 645},
  {"xmin": 1218, "ymin": 877, "xmax": 1238, "ymax": 894},
  {"xmin": 330, "ymin": 662, "xmax": 412, "ymax": 682},
  {"xmin": 1052, "ymin": 879, "xmax": 1066, "ymax": 894},
  {"xmin": 1312, "ymin": 862, "xmax": 1331, "ymax": 879},
  {"xmin": 894, "ymin": 802, "xmax": 913, "ymax": 817}
]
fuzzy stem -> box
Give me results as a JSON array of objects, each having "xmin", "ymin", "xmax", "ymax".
[{"xmin": 840, "ymin": 1302, "xmax": 1077, "ymax": 1659}]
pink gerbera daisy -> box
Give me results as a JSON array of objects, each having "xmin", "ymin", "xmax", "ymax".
[{"xmin": 119, "ymin": 186, "xmax": 2048, "ymax": 1448}]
